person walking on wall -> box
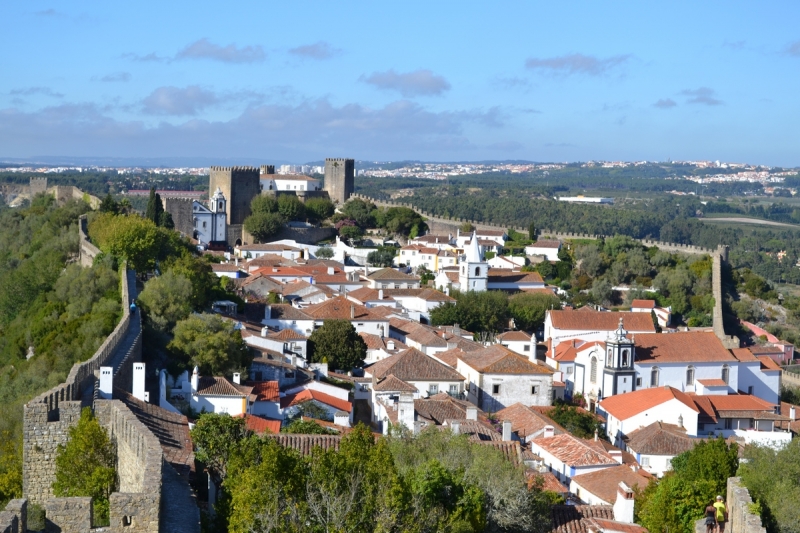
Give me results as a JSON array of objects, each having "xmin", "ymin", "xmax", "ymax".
[
  {"xmin": 714, "ymin": 495, "xmax": 728, "ymax": 533},
  {"xmin": 704, "ymin": 500, "xmax": 717, "ymax": 533}
]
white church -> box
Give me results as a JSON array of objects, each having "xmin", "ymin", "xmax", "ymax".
[{"xmin": 192, "ymin": 187, "xmax": 227, "ymax": 246}]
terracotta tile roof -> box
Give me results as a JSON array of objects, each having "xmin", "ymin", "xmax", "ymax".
[
  {"xmin": 634, "ymin": 332, "xmax": 735, "ymax": 363},
  {"xmin": 449, "ymin": 419, "xmax": 501, "ymax": 441},
  {"xmin": 250, "ymin": 381, "xmax": 280, "ymax": 402},
  {"xmin": 730, "ymin": 348, "xmax": 758, "ymax": 361},
  {"xmin": 236, "ymin": 414, "xmax": 281, "ymax": 435},
  {"xmin": 481, "ymin": 440, "xmax": 524, "ymax": 465},
  {"xmin": 280, "ymin": 389, "xmax": 352, "ymax": 412},
  {"xmin": 584, "ymin": 518, "xmax": 649, "ymax": 533},
  {"xmin": 211, "ymin": 263, "xmax": 242, "ymax": 272},
  {"xmin": 367, "ymin": 347, "xmax": 465, "ymax": 382},
  {"xmin": 697, "ymin": 378, "xmax": 728, "ymax": 387},
  {"xmin": 748, "ymin": 345, "xmax": 785, "ymax": 355},
  {"xmin": 245, "ymin": 256, "xmax": 296, "ymax": 269},
  {"xmin": 373, "ymin": 374, "xmax": 418, "ymax": 392},
  {"xmin": 496, "ymin": 403, "xmax": 567, "ymax": 439},
  {"xmin": 459, "ymin": 344, "xmax": 554, "ymax": 375},
  {"xmin": 367, "ymin": 267, "xmax": 420, "ymax": 281},
  {"xmin": 553, "ymin": 339, "xmax": 584, "ymax": 362},
  {"xmin": 266, "ymin": 304, "xmax": 313, "ymax": 321},
  {"xmin": 549, "ymin": 310, "xmax": 656, "ymax": 333},
  {"xmin": 302, "ymin": 296, "xmax": 386, "ymax": 321},
  {"xmin": 757, "ymin": 355, "xmax": 781, "ymax": 371},
  {"xmin": 266, "ymin": 328, "xmax": 307, "ymax": 341},
  {"xmin": 360, "ymin": 332, "xmax": 408, "ymax": 352},
  {"xmin": 497, "ymin": 330, "xmax": 533, "ymax": 342},
  {"xmin": 251, "ymin": 352, "xmax": 295, "ymax": 369},
  {"xmin": 529, "ymin": 240, "xmax": 562, "ymax": 249},
  {"xmin": 624, "ymin": 421, "xmax": 700, "ymax": 456},
  {"xmin": 528, "ymin": 471, "xmax": 569, "ymax": 493},
  {"xmin": 252, "ymin": 267, "xmax": 311, "ymax": 280},
  {"xmin": 703, "ymin": 394, "xmax": 777, "ymax": 413},
  {"xmin": 599, "ymin": 386, "xmax": 699, "ymax": 421},
  {"xmin": 570, "ymin": 465, "xmax": 651, "ymax": 505},
  {"xmin": 487, "ymin": 270, "xmax": 545, "ymax": 283},
  {"xmin": 631, "ymin": 299, "xmax": 656, "ymax": 309},
  {"xmin": 414, "ymin": 395, "xmax": 488, "ymax": 426},
  {"xmin": 552, "ymin": 505, "xmax": 616, "ymax": 533},
  {"xmin": 389, "ymin": 319, "xmax": 449, "ymax": 348},
  {"xmin": 266, "ymin": 434, "xmax": 342, "ymax": 455},
  {"xmin": 115, "ymin": 389, "xmax": 194, "ymax": 478},
  {"xmin": 346, "ymin": 287, "xmax": 392, "ymax": 302},
  {"xmin": 530, "ymin": 434, "xmax": 618, "ymax": 467},
  {"xmin": 196, "ymin": 376, "xmax": 252, "ymax": 397},
  {"xmin": 434, "ymin": 347, "xmax": 465, "ymax": 368}
]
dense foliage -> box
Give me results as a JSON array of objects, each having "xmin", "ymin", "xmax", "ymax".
[
  {"xmin": 336, "ymin": 198, "xmax": 428, "ymax": 238},
  {"xmin": 192, "ymin": 413, "xmax": 552, "ymax": 533},
  {"xmin": 547, "ymin": 403, "xmax": 606, "ymax": 440},
  {"xmin": 636, "ymin": 438, "xmax": 739, "ymax": 533},
  {"xmin": 52, "ymin": 408, "xmax": 117, "ymax": 525},
  {"xmin": 739, "ymin": 438, "xmax": 800, "ymax": 533},
  {"xmin": 308, "ymin": 320, "xmax": 367, "ymax": 371},
  {"xmin": 169, "ymin": 313, "xmax": 251, "ymax": 376},
  {"xmin": 0, "ymin": 197, "xmax": 122, "ymax": 504}
]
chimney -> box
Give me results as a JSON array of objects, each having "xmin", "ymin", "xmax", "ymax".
[
  {"xmin": 235, "ymin": 257, "xmax": 239, "ymax": 266},
  {"xmin": 466, "ymin": 406, "xmax": 478, "ymax": 421},
  {"xmin": 387, "ymin": 340, "xmax": 395, "ymax": 351},
  {"xmin": 261, "ymin": 327, "xmax": 268, "ymax": 337},
  {"xmin": 378, "ymin": 289, "xmax": 384, "ymax": 300},
  {"xmin": 99, "ymin": 366, "xmax": 113, "ymax": 400},
  {"xmin": 191, "ymin": 366, "xmax": 199, "ymax": 392},
  {"xmin": 543, "ymin": 425, "xmax": 555, "ymax": 438},
  {"xmin": 791, "ymin": 406, "xmax": 797, "ymax": 420},
  {"xmin": 133, "ymin": 363, "xmax": 146, "ymax": 402},
  {"xmin": 444, "ymin": 286, "xmax": 450, "ymax": 296},
  {"xmin": 413, "ymin": 421, "xmax": 423, "ymax": 435},
  {"xmin": 265, "ymin": 305, "xmax": 272, "ymax": 320},
  {"xmin": 502, "ymin": 420, "xmax": 512, "ymax": 441},
  {"xmin": 233, "ymin": 372, "xmax": 241, "ymax": 385},
  {"xmin": 594, "ymin": 429, "xmax": 599, "ymax": 441},
  {"xmin": 350, "ymin": 305, "xmax": 355, "ymax": 319},
  {"xmin": 451, "ymin": 421, "xmax": 461, "ymax": 435},
  {"xmin": 609, "ymin": 450, "xmax": 623, "ymax": 464},
  {"xmin": 398, "ymin": 392, "xmax": 415, "ymax": 430},
  {"xmin": 328, "ymin": 266, "xmax": 334, "ymax": 275},
  {"xmin": 613, "ymin": 482, "xmax": 635, "ymax": 524}
]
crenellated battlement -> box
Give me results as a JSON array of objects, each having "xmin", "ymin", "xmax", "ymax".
[{"xmin": 209, "ymin": 165, "xmax": 258, "ymax": 172}]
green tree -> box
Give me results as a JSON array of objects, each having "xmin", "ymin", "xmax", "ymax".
[
  {"xmin": 243, "ymin": 211, "xmax": 284, "ymax": 243},
  {"xmin": 339, "ymin": 224, "xmax": 364, "ymax": 242},
  {"xmin": 251, "ymin": 194, "xmax": 278, "ymax": 215},
  {"xmin": 158, "ymin": 210, "xmax": 174, "ymax": 229},
  {"xmin": 0, "ymin": 432, "xmax": 22, "ymax": 506},
  {"xmin": 341, "ymin": 198, "xmax": 377, "ymax": 228},
  {"xmin": 137, "ymin": 270, "xmax": 194, "ymax": 332},
  {"xmin": 529, "ymin": 221, "xmax": 537, "ymax": 241},
  {"xmin": 191, "ymin": 413, "xmax": 251, "ymax": 485},
  {"xmin": 309, "ymin": 319, "xmax": 367, "ymax": 371},
  {"xmin": 169, "ymin": 313, "xmax": 251, "ymax": 375},
  {"xmin": 508, "ymin": 292, "xmax": 561, "ymax": 332},
  {"xmin": 277, "ymin": 194, "xmax": 306, "ymax": 221},
  {"xmin": 367, "ymin": 246, "xmax": 397, "ymax": 267},
  {"xmin": 430, "ymin": 290, "xmax": 510, "ymax": 334},
  {"xmin": 144, "ymin": 187, "xmax": 164, "ymax": 226},
  {"xmin": 548, "ymin": 403, "xmax": 605, "ymax": 440},
  {"xmin": 305, "ymin": 198, "xmax": 335, "ymax": 223},
  {"xmin": 52, "ymin": 408, "xmax": 116, "ymax": 525},
  {"xmin": 315, "ymin": 246, "xmax": 334, "ymax": 259},
  {"xmin": 739, "ymin": 437, "xmax": 800, "ymax": 533},
  {"xmin": 163, "ymin": 253, "xmax": 218, "ymax": 310},
  {"xmin": 99, "ymin": 193, "xmax": 118, "ymax": 214}
]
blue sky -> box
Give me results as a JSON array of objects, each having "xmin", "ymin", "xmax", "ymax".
[{"xmin": 2, "ymin": 2, "xmax": 800, "ymax": 166}]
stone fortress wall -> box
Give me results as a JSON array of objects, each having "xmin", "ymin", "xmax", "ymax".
[
  {"xmin": 162, "ymin": 197, "xmax": 196, "ymax": 240},
  {"xmin": 324, "ymin": 158, "xmax": 354, "ymax": 204},
  {"xmin": 0, "ymin": 217, "xmax": 193, "ymax": 532},
  {"xmin": 694, "ymin": 478, "xmax": 766, "ymax": 533}
]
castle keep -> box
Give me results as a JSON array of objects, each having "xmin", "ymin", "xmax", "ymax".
[
  {"xmin": 209, "ymin": 166, "xmax": 260, "ymax": 226},
  {"xmin": 324, "ymin": 158, "xmax": 355, "ymax": 204}
]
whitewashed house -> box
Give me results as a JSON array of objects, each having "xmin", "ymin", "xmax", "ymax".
[{"xmin": 525, "ymin": 240, "xmax": 562, "ymax": 262}]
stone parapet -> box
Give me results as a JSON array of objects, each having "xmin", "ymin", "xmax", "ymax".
[
  {"xmin": 43, "ymin": 497, "xmax": 92, "ymax": 533},
  {"xmin": 0, "ymin": 499, "xmax": 27, "ymax": 533},
  {"xmin": 727, "ymin": 477, "xmax": 766, "ymax": 533}
]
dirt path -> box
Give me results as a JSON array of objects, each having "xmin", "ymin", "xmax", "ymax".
[{"xmin": 702, "ymin": 217, "xmax": 800, "ymax": 228}]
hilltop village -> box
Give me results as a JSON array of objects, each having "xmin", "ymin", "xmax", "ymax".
[{"xmin": 1, "ymin": 159, "xmax": 797, "ymax": 533}]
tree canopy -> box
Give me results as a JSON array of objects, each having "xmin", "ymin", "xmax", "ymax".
[
  {"xmin": 308, "ymin": 319, "xmax": 367, "ymax": 371},
  {"xmin": 169, "ymin": 313, "xmax": 251, "ymax": 376}
]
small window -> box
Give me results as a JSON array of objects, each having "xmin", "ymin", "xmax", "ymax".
[
  {"xmin": 725, "ymin": 418, "xmax": 732, "ymax": 430},
  {"xmin": 721, "ymin": 365, "xmax": 729, "ymax": 384},
  {"xmin": 449, "ymin": 384, "xmax": 458, "ymax": 394},
  {"xmin": 492, "ymin": 384, "xmax": 500, "ymax": 394},
  {"xmin": 254, "ymin": 371, "xmax": 263, "ymax": 381},
  {"xmin": 748, "ymin": 386, "xmax": 754, "ymax": 395},
  {"xmin": 590, "ymin": 357, "xmax": 598, "ymax": 383},
  {"xmin": 636, "ymin": 376, "xmax": 642, "ymax": 387},
  {"xmin": 122, "ymin": 516, "xmax": 133, "ymax": 527},
  {"xmin": 621, "ymin": 349, "xmax": 630, "ymax": 367},
  {"xmin": 686, "ymin": 366, "xmax": 695, "ymax": 386},
  {"xmin": 202, "ymin": 221, "xmax": 207, "ymax": 228},
  {"xmin": 566, "ymin": 367, "xmax": 573, "ymax": 375},
  {"xmin": 531, "ymin": 385, "xmax": 539, "ymax": 395},
  {"xmin": 429, "ymin": 384, "xmax": 439, "ymax": 394},
  {"xmin": 650, "ymin": 367, "xmax": 659, "ymax": 387},
  {"xmin": 641, "ymin": 457, "xmax": 650, "ymax": 467},
  {"xmin": 523, "ymin": 344, "xmax": 530, "ymax": 352}
]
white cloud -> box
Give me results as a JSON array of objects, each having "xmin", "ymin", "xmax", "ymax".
[
  {"xmin": 525, "ymin": 53, "xmax": 631, "ymax": 76},
  {"xmin": 361, "ymin": 69, "xmax": 451, "ymax": 97},
  {"xmin": 288, "ymin": 41, "xmax": 341, "ymax": 60},
  {"xmin": 141, "ymin": 86, "xmax": 219, "ymax": 115}
]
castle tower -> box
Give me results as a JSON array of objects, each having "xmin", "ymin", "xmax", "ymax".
[
  {"xmin": 458, "ymin": 232, "xmax": 488, "ymax": 292},
  {"xmin": 29, "ymin": 177, "xmax": 48, "ymax": 196},
  {"xmin": 209, "ymin": 166, "xmax": 260, "ymax": 225},
  {"xmin": 602, "ymin": 318, "xmax": 636, "ymax": 398},
  {"xmin": 260, "ymin": 165, "xmax": 275, "ymax": 175},
  {"xmin": 324, "ymin": 158, "xmax": 354, "ymax": 204}
]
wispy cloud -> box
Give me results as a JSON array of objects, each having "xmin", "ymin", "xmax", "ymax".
[
  {"xmin": 10, "ymin": 87, "xmax": 64, "ymax": 98},
  {"xmin": 653, "ymin": 98, "xmax": 677, "ymax": 109},
  {"xmin": 99, "ymin": 72, "xmax": 131, "ymax": 83},
  {"xmin": 525, "ymin": 53, "xmax": 631, "ymax": 76},
  {"xmin": 124, "ymin": 38, "xmax": 266, "ymax": 64},
  {"xmin": 142, "ymin": 86, "xmax": 219, "ymax": 115},
  {"xmin": 723, "ymin": 40, "xmax": 746, "ymax": 50},
  {"xmin": 681, "ymin": 87, "xmax": 722, "ymax": 106},
  {"xmin": 787, "ymin": 40, "xmax": 800, "ymax": 57},
  {"xmin": 361, "ymin": 69, "xmax": 451, "ymax": 97},
  {"xmin": 35, "ymin": 8, "xmax": 66, "ymax": 18},
  {"xmin": 289, "ymin": 41, "xmax": 341, "ymax": 60},
  {"xmin": 176, "ymin": 38, "xmax": 265, "ymax": 63}
]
